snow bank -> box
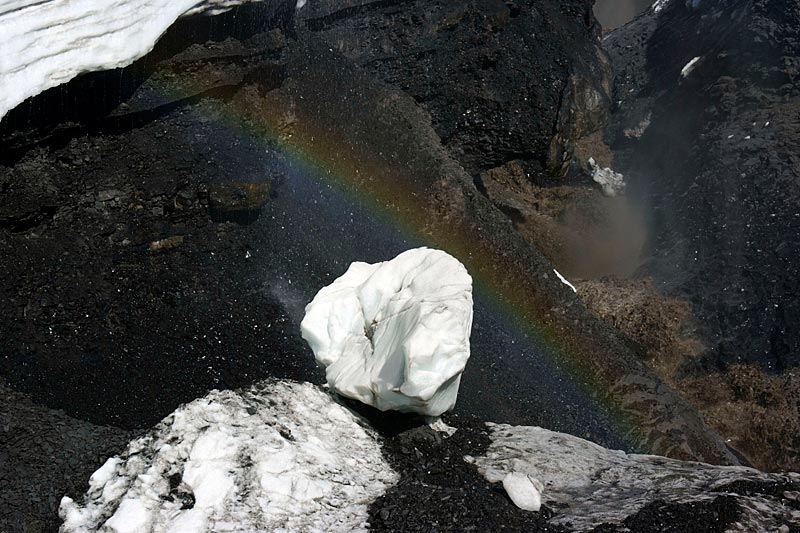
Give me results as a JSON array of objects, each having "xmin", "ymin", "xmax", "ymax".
[
  {"xmin": 0, "ymin": 0, "xmax": 274, "ymax": 121},
  {"xmin": 588, "ymin": 157, "xmax": 626, "ymax": 197},
  {"xmin": 59, "ymin": 380, "xmax": 398, "ymax": 533},
  {"xmin": 301, "ymin": 248, "xmax": 474, "ymax": 417},
  {"xmin": 469, "ymin": 423, "xmax": 800, "ymax": 531}
]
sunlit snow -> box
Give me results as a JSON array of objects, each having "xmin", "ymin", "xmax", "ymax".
[
  {"xmin": 0, "ymin": 0, "xmax": 280, "ymax": 120},
  {"xmin": 553, "ymin": 269, "xmax": 577, "ymax": 293},
  {"xmin": 59, "ymin": 381, "xmax": 398, "ymax": 533}
]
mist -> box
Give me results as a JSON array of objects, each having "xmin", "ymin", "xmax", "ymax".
[{"xmin": 594, "ymin": 0, "xmax": 653, "ymax": 29}]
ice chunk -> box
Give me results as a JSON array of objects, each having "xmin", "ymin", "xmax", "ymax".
[
  {"xmin": 59, "ymin": 380, "xmax": 398, "ymax": 533},
  {"xmin": 588, "ymin": 158, "xmax": 626, "ymax": 197},
  {"xmin": 0, "ymin": 0, "xmax": 283, "ymax": 121},
  {"xmin": 301, "ymin": 248, "xmax": 474, "ymax": 416},
  {"xmin": 502, "ymin": 473, "xmax": 543, "ymax": 512}
]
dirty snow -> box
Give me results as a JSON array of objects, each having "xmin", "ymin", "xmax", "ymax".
[
  {"xmin": 301, "ymin": 248, "xmax": 474, "ymax": 417},
  {"xmin": 59, "ymin": 380, "xmax": 398, "ymax": 533},
  {"xmin": 469, "ymin": 423, "xmax": 800, "ymax": 532},
  {"xmin": 588, "ymin": 158, "xmax": 626, "ymax": 197}
]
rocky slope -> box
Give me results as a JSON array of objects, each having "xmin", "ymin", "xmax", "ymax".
[{"xmin": 0, "ymin": 0, "xmax": 737, "ymax": 457}]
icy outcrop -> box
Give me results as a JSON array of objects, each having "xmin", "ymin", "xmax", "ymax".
[
  {"xmin": 588, "ymin": 157, "xmax": 626, "ymax": 197},
  {"xmin": 469, "ymin": 423, "xmax": 800, "ymax": 532},
  {"xmin": 0, "ymin": 0, "xmax": 273, "ymax": 121},
  {"xmin": 59, "ymin": 380, "xmax": 398, "ymax": 533},
  {"xmin": 301, "ymin": 248, "xmax": 474, "ymax": 417}
]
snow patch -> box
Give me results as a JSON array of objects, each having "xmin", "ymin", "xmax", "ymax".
[
  {"xmin": 652, "ymin": 0, "xmax": 672, "ymax": 13},
  {"xmin": 681, "ymin": 56, "xmax": 702, "ymax": 78},
  {"xmin": 301, "ymin": 248, "xmax": 474, "ymax": 417},
  {"xmin": 59, "ymin": 380, "xmax": 398, "ymax": 533},
  {"xmin": 429, "ymin": 418, "xmax": 458, "ymax": 437},
  {"xmin": 553, "ymin": 269, "xmax": 577, "ymax": 293},
  {"xmin": 588, "ymin": 158, "xmax": 626, "ymax": 197},
  {"xmin": 0, "ymin": 0, "xmax": 281, "ymax": 121},
  {"xmin": 470, "ymin": 423, "xmax": 800, "ymax": 531}
]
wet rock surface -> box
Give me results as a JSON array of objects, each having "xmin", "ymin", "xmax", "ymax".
[{"xmin": 0, "ymin": 97, "xmax": 319, "ymax": 429}]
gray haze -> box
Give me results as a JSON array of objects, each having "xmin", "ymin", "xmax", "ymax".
[{"xmin": 594, "ymin": 0, "xmax": 653, "ymax": 29}]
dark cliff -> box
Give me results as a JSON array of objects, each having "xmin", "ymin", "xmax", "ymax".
[{"xmin": 605, "ymin": 0, "xmax": 800, "ymax": 372}]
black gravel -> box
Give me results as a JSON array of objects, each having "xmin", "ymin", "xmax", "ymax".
[
  {"xmin": 366, "ymin": 414, "xmax": 565, "ymax": 532},
  {"xmin": 0, "ymin": 378, "xmax": 136, "ymax": 533}
]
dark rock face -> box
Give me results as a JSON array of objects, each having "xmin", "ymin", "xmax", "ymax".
[
  {"xmin": 0, "ymin": 0, "xmax": 738, "ymax": 453},
  {"xmin": 605, "ymin": 0, "xmax": 800, "ymax": 371},
  {"xmin": 298, "ymin": 0, "xmax": 612, "ymax": 179},
  {"xmin": 0, "ymin": 107, "xmax": 319, "ymax": 429}
]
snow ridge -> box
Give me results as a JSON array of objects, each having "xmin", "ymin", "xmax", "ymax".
[
  {"xmin": 0, "ymin": 0, "xmax": 272, "ymax": 121},
  {"xmin": 59, "ymin": 380, "xmax": 398, "ymax": 533}
]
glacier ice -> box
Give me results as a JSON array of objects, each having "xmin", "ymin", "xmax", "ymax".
[
  {"xmin": 59, "ymin": 380, "xmax": 398, "ymax": 533},
  {"xmin": 469, "ymin": 423, "xmax": 800, "ymax": 531},
  {"xmin": 301, "ymin": 247, "xmax": 474, "ymax": 417},
  {"xmin": 0, "ymin": 0, "xmax": 276, "ymax": 121}
]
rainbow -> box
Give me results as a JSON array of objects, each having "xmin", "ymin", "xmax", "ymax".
[{"xmin": 127, "ymin": 50, "xmax": 731, "ymax": 464}]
